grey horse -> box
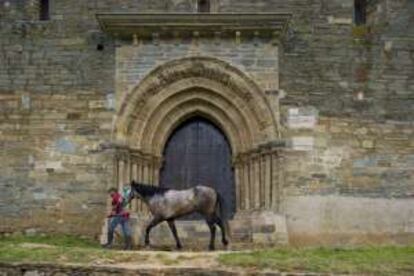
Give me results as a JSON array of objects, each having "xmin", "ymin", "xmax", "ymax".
[{"xmin": 129, "ymin": 180, "xmax": 229, "ymax": 251}]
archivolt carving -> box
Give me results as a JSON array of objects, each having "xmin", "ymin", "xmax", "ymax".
[{"xmin": 116, "ymin": 56, "xmax": 279, "ymax": 157}]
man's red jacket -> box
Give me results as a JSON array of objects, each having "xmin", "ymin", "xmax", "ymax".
[{"xmin": 109, "ymin": 192, "xmax": 130, "ymax": 219}]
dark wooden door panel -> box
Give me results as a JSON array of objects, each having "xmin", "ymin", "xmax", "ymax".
[{"xmin": 160, "ymin": 117, "xmax": 235, "ymax": 220}]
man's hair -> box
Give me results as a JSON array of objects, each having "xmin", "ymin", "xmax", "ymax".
[{"xmin": 107, "ymin": 187, "xmax": 117, "ymax": 193}]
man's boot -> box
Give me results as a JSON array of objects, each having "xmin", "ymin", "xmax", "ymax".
[
  {"xmin": 124, "ymin": 236, "xmax": 133, "ymax": 250},
  {"xmin": 102, "ymin": 230, "xmax": 114, "ymax": 249}
]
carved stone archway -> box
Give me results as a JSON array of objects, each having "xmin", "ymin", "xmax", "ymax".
[{"xmin": 113, "ymin": 56, "xmax": 284, "ymax": 215}]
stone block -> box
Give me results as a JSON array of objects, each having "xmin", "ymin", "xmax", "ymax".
[
  {"xmin": 362, "ymin": 140, "xmax": 375, "ymax": 149},
  {"xmin": 256, "ymin": 225, "xmax": 276, "ymax": 233},
  {"xmin": 286, "ymin": 107, "xmax": 318, "ymax": 129},
  {"xmin": 55, "ymin": 138, "xmax": 76, "ymax": 154},
  {"xmin": 291, "ymin": 137, "xmax": 314, "ymax": 151},
  {"xmin": 58, "ymin": 38, "xmax": 86, "ymax": 46},
  {"xmin": 88, "ymin": 100, "xmax": 106, "ymax": 109},
  {"xmin": 327, "ymin": 16, "xmax": 352, "ymax": 25},
  {"xmin": 34, "ymin": 161, "xmax": 63, "ymax": 171},
  {"xmin": 66, "ymin": 113, "xmax": 82, "ymax": 120},
  {"xmin": 21, "ymin": 94, "xmax": 30, "ymax": 109}
]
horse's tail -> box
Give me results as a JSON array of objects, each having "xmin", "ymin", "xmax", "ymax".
[{"xmin": 216, "ymin": 192, "xmax": 231, "ymax": 238}]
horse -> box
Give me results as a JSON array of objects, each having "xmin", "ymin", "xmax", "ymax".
[{"xmin": 128, "ymin": 180, "xmax": 229, "ymax": 251}]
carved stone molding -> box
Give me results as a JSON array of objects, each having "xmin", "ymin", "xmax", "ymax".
[
  {"xmin": 116, "ymin": 56, "xmax": 281, "ymax": 156},
  {"xmin": 96, "ymin": 13, "xmax": 292, "ymax": 41}
]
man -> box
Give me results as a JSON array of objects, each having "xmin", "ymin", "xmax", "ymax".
[{"xmin": 103, "ymin": 187, "xmax": 133, "ymax": 250}]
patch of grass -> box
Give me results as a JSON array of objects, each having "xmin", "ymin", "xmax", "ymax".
[
  {"xmin": 0, "ymin": 234, "xmax": 98, "ymax": 248},
  {"xmin": 2, "ymin": 235, "xmax": 413, "ymax": 274},
  {"xmin": 155, "ymin": 253, "xmax": 180, "ymax": 266},
  {"xmin": 218, "ymin": 246, "xmax": 414, "ymax": 275},
  {"xmin": 0, "ymin": 234, "xmax": 147, "ymax": 265}
]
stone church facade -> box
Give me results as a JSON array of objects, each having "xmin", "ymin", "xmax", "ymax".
[{"xmin": 0, "ymin": 0, "xmax": 413, "ymax": 246}]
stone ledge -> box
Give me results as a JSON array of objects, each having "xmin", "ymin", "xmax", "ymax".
[
  {"xmin": 96, "ymin": 13, "xmax": 292, "ymax": 40},
  {"xmin": 0, "ymin": 262, "xmax": 327, "ymax": 276}
]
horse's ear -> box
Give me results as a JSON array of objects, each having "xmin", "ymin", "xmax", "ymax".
[{"xmin": 131, "ymin": 180, "xmax": 136, "ymax": 185}]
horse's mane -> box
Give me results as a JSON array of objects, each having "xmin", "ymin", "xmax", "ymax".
[{"xmin": 131, "ymin": 181, "xmax": 169, "ymax": 198}]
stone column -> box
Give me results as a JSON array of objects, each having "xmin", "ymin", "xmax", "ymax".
[
  {"xmin": 131, "ymin": 162, "xmax": 138, "ymax": 212},
  {"xmin": 148, "ymin": 161, "xmax": 154, "ymax": 185},
  {"xmin": 275, "ymin": 151, "xmax": 285, "ymax": 211},
  {"xmin": 152, "ymin": 158, "xmax": 161, "ymax": 186},
  {"xmin": 264, "ymin": 152, "xmax": 272, "ymax": 209},
  {"xmin": 249, "ymin": 158, "xmax": 256, "ymax": 209},
  {"xmin": 125, "ymin": 157, "xmax": 131, "ymax": 184},
  {"xmin": 145, "ymin": 160, "xmax": 152, "ymax": 215},
  {"xmin": 253, "ymin": 155, "xmax": 261, "ymax": 209},
  {"xmin": 111, "ymin": 154, "xmax": 118, "ymax": 191},
  {"xmin": 143, "ymin": 162, "xmax": 150, "ymax": 184},
  {"xmin": 235, "ymin": 143, "xmax": 285, "ymax": 214},
  {"xmin": 260, "ymin": 154, "xmax": 266, "ymax": 209},
  {"xmin": 243, "ymin": 160, "xmax": 250, "ymax": 210},
  {"xmin": 271, "ymin": 150, "xmax": 280, "ymax": 210},
  {"xmin": 118, "ymin": 159, "xmax": 125, "ymax": 191},
  {"xmin": 234, "ymin": 163, "xmax": 242, "ymax": 211},
  {"xmin": 136, "ymin": 162, "xmax": 144, "ymax": 213}
]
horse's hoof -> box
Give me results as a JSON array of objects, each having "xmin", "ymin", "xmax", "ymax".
[
  {"xmin": 223, "ymin": 240, "xmax": 229, "ymax": 246},
  {"xmin": 209, "ymin": 246, "xmax": 215, "ymax": 251}
]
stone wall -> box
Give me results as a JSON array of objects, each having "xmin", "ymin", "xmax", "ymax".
[
  {"xmin": 0, "ymin": 0, "xmax": 413, "ymax": 244},
  {"xmin": 282, "ymin": 115, "xmax": 413, "ymax": 198},
  {"xmin": 0, "ymin": 263, "xmax": 243, "ymax": 276},
  {"xmin": 0, "ymin": 0, "xmax": 116, "ymax": 236},
  {"xmin": 0, "ymin": 262, "xmax": 324, "ymax": 276},
  {"xmin": 0, "ymin": 92, "xmax": 114, "ymax": 235},
  {"xmin": 115, "ymin": 41, "xmax": 279, "ymax": 105}
]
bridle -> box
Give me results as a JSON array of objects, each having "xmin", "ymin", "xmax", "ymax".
[{"xmin": 127, "ymin": 185, "xmax": 135, "ymax": 204}]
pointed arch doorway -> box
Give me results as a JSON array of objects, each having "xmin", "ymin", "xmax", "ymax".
[{"xmin": 159, "ymin": 116, "xmax": 236, "ymax": 220}]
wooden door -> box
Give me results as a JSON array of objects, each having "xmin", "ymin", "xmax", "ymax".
[{"xmin": 159, "ymin": 117, "xmax": 235, "ymax": 219}]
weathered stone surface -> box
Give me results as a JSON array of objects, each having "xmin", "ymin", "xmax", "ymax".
[
  {"xmin": 0, "ymin": 262, "xmax": 330, "ymax": 276},
  {"xmin": 284, "ymin": 195, "xmax": 414, "ymax": 245}
]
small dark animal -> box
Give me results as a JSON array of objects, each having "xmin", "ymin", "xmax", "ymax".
[{"xmin": 128, "ymin": 180, "xmax": 229, "ymax": 251}]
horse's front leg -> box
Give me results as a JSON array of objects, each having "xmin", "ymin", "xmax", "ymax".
[
  {"xmin": 167, "ymin": 219, "xmax": 182, "ymax": 250},
  {"xmin": 145, "ymin": 217, "xmax": 162, "ymax": 248},
  {"xmin": 206, "ymin": 219, "xmax": 216, "ymax": 251}
]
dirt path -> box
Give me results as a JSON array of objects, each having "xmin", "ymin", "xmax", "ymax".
[
  {"xmin": 92, "ymin": 249, "xmax": 238, "ymax": 269},
  {"xmin": 2, "ymin": 243, "xmax": 349, "ymax": 275},
  {"xmin": 18, "ymin": 243, "xmax": 241, "ymax": 269}
]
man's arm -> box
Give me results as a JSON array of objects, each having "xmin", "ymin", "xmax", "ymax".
[{"xmin": 109, "ymin": 194, "xmax": 122, "ymax": 217}]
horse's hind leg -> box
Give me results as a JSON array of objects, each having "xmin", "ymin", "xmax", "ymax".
[
  {"xmin": 215, "ymin": 216, "xmax": 229, "ymax": 246},
  {"xmin": 206, "ymin": 219, "xmax": 217, "ymax": 251},
  {"xmin": 145, "ymin": 217, "xmax": 162, "ymax": 248},
  {"xmin": 167, "ymin": 219, "xmax": 182, "ymax": 250}
]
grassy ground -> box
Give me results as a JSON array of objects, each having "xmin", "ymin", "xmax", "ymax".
[
  {"xmin": 219, "ymin": 246, "xmax": 414, "ymax": 275},
  {"xmin": 0, "ymin": 234, "xmax": 148, "ymax": 264},
  {"xmin": 0, "ymin": 235, "xmax": 413, "ymax": 275}
]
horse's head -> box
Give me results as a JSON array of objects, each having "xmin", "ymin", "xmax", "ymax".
[
  {"xmin": 129, "ymin": 180, "xmax": 169, "ymax": 201},
  {"xmin": 129, "ymin": 180, "xmax": 145, "ymax": 201}
]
